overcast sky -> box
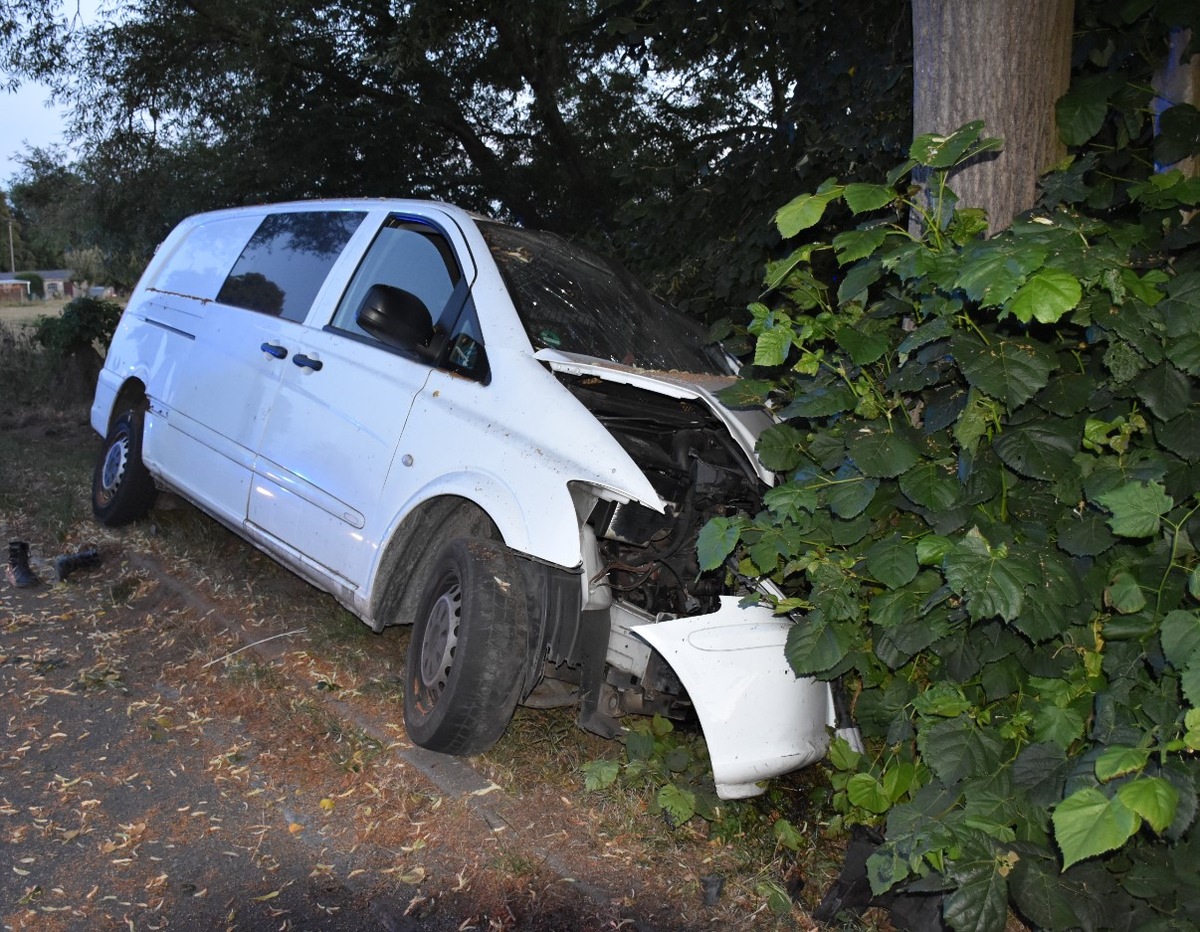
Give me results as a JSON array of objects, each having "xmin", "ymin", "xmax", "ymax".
[
  {"xmin": 2, "ymin": 82, "xmax": 73, "ymax": 186},
  {"xmin": 2, "ymin": 0, "xmax": 108, "ymax": 189}
]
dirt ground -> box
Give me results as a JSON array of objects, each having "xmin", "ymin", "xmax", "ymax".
[{"xmin": 1, "ymin": 415, "xmax": 837, "ymax": 931}]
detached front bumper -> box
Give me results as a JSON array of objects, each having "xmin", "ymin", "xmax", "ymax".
[{"xmin": 634, "ymin": 597, "xmax": 831, "ymax": 799}]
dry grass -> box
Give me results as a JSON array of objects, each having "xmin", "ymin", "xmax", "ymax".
[
  {"xmin": 0, "ymin": 297, "xmax": 70, "ymax": 326},
  {"xmin": 0, "ymin": 333, "xmax": 858, "ymax": 930}
]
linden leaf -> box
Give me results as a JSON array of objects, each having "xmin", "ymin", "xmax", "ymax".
[
  {"xmin": 1095, "ymin": 482, "xmax": 1173, "ymax": 538},
  {"xmin": 846, "ymin": 427, "xmax": 921, "ymax": 478},
  {"xmin": 1095, "ymin": 746, "xmax": 1149, "ymax": 782},
  {"xmin": 582, "ymin": 759, "xmax": 620, "ymax": 791},
  {"xmin": 952, "ymin": 333, "xmax": 1057, "ymax": 410},
  {"xmin": 756, "ymin": 424, "xmax": 808, "ymax": 472},
  {"xmin": 776, "ymin": 185, "xmax": 843, "ymax": 237},
  {"xmin": 696, "ymin": 516, "xmax": 745, "ymax": 572},
  {"xmin": 842, "ymin": 182, "xmax": 897, "ymax": 214},
  {"xmin": 846, "ymin": 773, "xmax": 892, "ymax": 814},
  {"xmin": 1008, "ymin": 268, "xmax": 1082, "ymax": 324},
  {"xmin": 657, "ymin": 782, "xmax": 696, "ymax": 827},
  {"xmin": 1116, "ymin": 777, "xmax": 1179, "ymax": 834},
  {"xmin": 1052, "ymin": 787, "xmax": 1140, "ymax": 869}
]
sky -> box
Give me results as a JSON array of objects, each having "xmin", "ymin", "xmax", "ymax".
[
  {"xmin": 1, "ymin": 0, "xmax": 108, "ymax": 189},
  {"xmin": 1, "ymin": 82, "xmax": 72, "ymax": 186}
]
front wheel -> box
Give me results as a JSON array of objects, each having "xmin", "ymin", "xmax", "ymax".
[
  {"xmin": 92, "ymin": 406, "xmax": 157, "ymax": 526},
  {"xmin": 404, "ymin": 538, "xmax": 530, "ymax": 755}
]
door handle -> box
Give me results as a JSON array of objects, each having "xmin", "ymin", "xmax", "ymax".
[
  {"xmin": 261, "ymin": 342, "xmax": 288, "ymax": 359},
  {"xmin": 293, "ymin": 353, "xmax": 323, "ymax": 372}
]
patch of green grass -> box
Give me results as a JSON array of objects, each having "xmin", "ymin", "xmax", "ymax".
[
  {"xmin": 108, "ymin": 576, "xmax": 144, "ymax": 606},
  {"xmin": 224, "ymin": 657, "xmax": 286, "ymax": 691}
]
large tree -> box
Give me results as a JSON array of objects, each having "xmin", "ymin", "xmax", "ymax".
[{"xmin": 31, "ymin": 0, "xmax": 910, "ymax": 312}]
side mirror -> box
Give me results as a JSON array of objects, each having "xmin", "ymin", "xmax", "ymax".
[{"xmin": 357, "ymin": 284, "xmax": 435, "ymax": 351}]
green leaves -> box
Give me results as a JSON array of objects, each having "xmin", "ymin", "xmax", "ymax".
[
  {"xmin": 846, "ymin": 426, "xmax": 921, "ymax": 478},
  {"xmin": 1056, "ymin": 73, "xmax": 1124, "ymax": 146},
  {"xmin": 696, "ymin": 516, "xmax": 745, "ymax": 572},
  {"xmin": 1095, "ymin": 482, "xmax": 1173, "ymax": 538},
  {"xmin": 943, "ymin": 530, "xmax": 1037, "ymax": 622},
  {"xmin": 952, "ymin": 334, "xmax": 1057, "ymax": 410},
  {"xmin": 1052, "ymin": 788, "xmax": 1140, "ymax": 869},
  {"xmin": 1053, "ymin": 778, "xmax": 1179, "ymax": 869},
  {"xmin": 728, "ymin": 113, "xmax": 1200, "ymax": 932},
  {"xmin": 755, "ymin": 424, "xmax": 808, "ymax": 472},
  {"xmin": 775, "ymin": 181, "xmax": 844, "ymax": 237},
  {"xmin": 1008, "ymin": 269, "xmax": 1082, "ymax": 324},
  {"xmin": 910, "ymin": 120, "xmax": 1003, "ymax": 169}
]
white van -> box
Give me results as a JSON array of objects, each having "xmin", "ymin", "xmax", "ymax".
[{"xmin": 90, "ymin": 200, "xmax": 831, "ymax": 798}]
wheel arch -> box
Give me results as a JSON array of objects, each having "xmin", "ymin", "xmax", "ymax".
[
  {"xmin": 366, "ymin": 494, "xmax": 501, "ymax": 632},
  {"xmin": 105, "ymin": 378, "xmax": 150, "ymax": 430}
]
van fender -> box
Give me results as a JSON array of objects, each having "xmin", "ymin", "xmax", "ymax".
[
  {"xmin": 387, "ymin": 469, "xmax": 584, "ymax": 566},
  {"xmin": 364, "ymin": 469, "xmax": 590, "ymax": 626},
  {"xmin": 633, "ymin": 598, "xmax": 831, "ymax": 800}
]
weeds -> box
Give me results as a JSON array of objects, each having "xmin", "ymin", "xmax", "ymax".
[{"xmin": 0, "ymin": 321, "xmax": 60, "ymax": 416}]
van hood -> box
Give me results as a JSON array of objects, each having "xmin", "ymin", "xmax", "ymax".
[{"xmin": 534, "ymin": 349, "xmax": 774, "ymax": 486}]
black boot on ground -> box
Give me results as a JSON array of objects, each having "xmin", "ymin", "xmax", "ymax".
[
  {"xmin": 6, "ymin": 540, "xmax": 40, "ymax": 588},
  {"xmin": 55, "ymin": 547, "xmax": 101, "ymax": 582}
]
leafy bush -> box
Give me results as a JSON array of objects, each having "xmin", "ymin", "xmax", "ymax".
[
  {"xmin": 582, "ymin": 714, "xmax": 727, "ymax": 827},
  {"xmin": 700, "ymin": 119, "xmax": 1200, "ymax": 930},
  {"xmin": 15, "ymin": 273, "xmax": 44, "ymax": 299},
  {"xmin": 33, "ymin": 295, "xmax": 122, "ymax": 358}
]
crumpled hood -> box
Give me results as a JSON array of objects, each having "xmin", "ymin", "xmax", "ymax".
[{"xmin": 535, "ymin": 348, "xmax": 775, "ymax": 486}]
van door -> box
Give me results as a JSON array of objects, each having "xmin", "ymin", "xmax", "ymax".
[
  {"xmin": 145, "ymin": 209, "xmax": 368, "ymax": 524},
  {"xmin": 246, "ymin": 215, "xmax": 475, "ymax": 589}
]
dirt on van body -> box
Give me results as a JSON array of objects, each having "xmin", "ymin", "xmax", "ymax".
[{"xmin": 0, "ymin": 413, "xmax": 834, "ymax": 932}]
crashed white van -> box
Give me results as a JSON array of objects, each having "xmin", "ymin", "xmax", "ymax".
[{"xmin": 90, "ymin": 200, "xmax": 830, "ymax": 798}]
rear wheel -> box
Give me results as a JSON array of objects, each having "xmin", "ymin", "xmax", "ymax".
[
  {"xmin": 404, "ymin": 538, "xmax": 530, "ymax": 755},
  {"xmin": 92, "ymin": 406, "xmax": 157, "ymax": 526}
]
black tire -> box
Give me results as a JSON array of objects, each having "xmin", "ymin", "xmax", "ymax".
[
  {"xmin": 404, "ymin": 538, "xmax": 530, "ymax": 755},
  {"xmin": 92, "ymin": 406, "xmax": 157, "ymax": 526}
]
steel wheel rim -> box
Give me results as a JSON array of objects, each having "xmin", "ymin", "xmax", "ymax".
[
  {"xmin": 98, "ymin": 433, "xmax": 130, "ymax": 504},
  {"xmin": 419, "ymin": 580, "xmax": 461, "ymax": 696}
]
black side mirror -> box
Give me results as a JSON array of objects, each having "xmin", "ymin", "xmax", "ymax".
[{"xmin": 357, "ymin": 284, "xmax": 435, "ymax": 351}]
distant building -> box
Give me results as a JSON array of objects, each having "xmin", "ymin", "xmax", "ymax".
[
  {"xmin": 0, "ymin": 278, "xmax": 29, "ymax": 301},
  {"xmin": 0, "ymin": 269, "xmax": 78, "ymax": 300}
]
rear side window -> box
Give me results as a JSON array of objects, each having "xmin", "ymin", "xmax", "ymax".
[
  {"xmin": 217, "ymin": 211, "xmax": 366, "ymax": 322},
  {"xmin": 150, "ymin": 215, "xmax": 263, "ymax": 300}
]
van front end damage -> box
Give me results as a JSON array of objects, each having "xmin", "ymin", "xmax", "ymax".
[{"xmin": 529, "ymin": 353, "xmax": 832, "ymax": 798}]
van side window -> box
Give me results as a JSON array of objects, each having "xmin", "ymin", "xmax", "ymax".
[
  {"xmin": 216, "ymin": 211, "xmax": 366, "ymax": 322},
  {"xmin": 331, "ymin": 219, "xmax": 460, "ymax": 338}
]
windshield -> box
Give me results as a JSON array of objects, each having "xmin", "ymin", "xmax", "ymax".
[{"xmin": 479, "ymin": 222, "xmax": 727, "ymax": 375}]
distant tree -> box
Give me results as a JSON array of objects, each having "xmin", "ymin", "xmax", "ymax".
[{"xmin": 8, "ymin": 148, "xmax": 87, "ymax": 268}]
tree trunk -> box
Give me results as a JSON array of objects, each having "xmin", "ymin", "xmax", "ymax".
[{"xmin": 912, "ymin": 0, "xmax": 1074, "ymax": 231}]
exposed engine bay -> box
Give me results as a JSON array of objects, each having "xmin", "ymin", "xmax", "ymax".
[
  {"xmin": 520, "ymin": 372, "xmax": 767, "ymax": 732},
  {"xmin": 560, "ymin": 373, "xmax": 763, "ymax": 617}
]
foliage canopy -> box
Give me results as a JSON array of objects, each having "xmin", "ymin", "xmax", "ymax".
[{"xmin": 4, "ymin": 0, "xmax": 911, "ymax": 306}]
